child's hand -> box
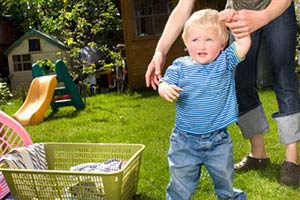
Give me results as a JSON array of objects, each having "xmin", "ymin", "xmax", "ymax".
[
  {"xmin": 219, "ymin": 9, "xmax": 236, "ymax": 23},
  {"xmin": 158, "ymin": 82, "xmax": 183, "ymax": 102}
]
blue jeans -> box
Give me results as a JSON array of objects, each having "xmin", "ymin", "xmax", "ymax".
[
  {"xmin": 166, "ymin": 127, "xmax": 246, "ymax": 200},
  {"xmin": 235, "ymin": 2, "xmax": 299, "ymax": 116}
]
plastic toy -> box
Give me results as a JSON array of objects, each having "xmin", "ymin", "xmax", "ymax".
[{"xmin": 13, "ymin": 60, "xmax": 85, "ymax": 125}]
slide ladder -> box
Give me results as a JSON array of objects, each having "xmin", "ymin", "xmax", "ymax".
[{"xmin": 51, "ymin": 60, "xmax": 85, "ymax": 112}]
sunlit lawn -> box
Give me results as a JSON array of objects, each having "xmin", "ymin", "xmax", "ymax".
[{"xmin": 1, "ymin": 89, "xmax": 300, "ymax": 199}]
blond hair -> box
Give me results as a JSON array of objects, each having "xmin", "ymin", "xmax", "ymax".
[{"xmin": 182, "ymin": 9, "xmax": 229, "ymax": 47}]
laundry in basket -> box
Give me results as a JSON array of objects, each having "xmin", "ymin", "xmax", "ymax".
[
  {"xmin": 0, "ymin": 143, "xmax": 145, "ymax": 200},
  {"xmin": 67, "ymin": 159, "xmax": 127, "ymax": 198}
]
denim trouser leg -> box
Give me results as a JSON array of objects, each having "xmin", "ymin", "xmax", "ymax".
[
  {"xmin": 273, "ymin": 112, "xmax": 300, "ymax": 145},
  {"xmin": 237, "ymin": 105, "xmax": 269, "ymax": 139},
  {"xmin": 166, "ymin": 128, "xmax": 246, "ymax": 200},
  {"xmin": 234, "ymin": 3, "xmax": 300, "ymax": 142}
]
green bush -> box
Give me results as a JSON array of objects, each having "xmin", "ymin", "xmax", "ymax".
[
  {"xmin": 0, "ymin": 82, "xmax": 13, "ymax": 105},
  {"xmin": 295, "ymin": 1, "xmax": 300, "ymax": 72}
]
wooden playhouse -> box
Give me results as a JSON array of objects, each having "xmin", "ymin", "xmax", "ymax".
[{"xmin": 4, "ymin": 28, "xmax": 68, "ymax": 91}]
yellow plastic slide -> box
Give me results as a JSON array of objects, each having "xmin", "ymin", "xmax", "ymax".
[{"xmin": 13, "ymin": 75, "xmax": 57, "ymax": 126}]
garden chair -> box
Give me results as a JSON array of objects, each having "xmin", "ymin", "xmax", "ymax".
[{"xmin": 0, "ymin": 111, "xmax": 33, "ymax": 199}]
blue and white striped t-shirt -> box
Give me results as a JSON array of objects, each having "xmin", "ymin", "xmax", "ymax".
[{"xmin": 161, "ymin": 43, "xmax": 241, "ymax": 134}]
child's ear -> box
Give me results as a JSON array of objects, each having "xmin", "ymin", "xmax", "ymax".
[{"xmin": 221, "ymin": 42, "xmax": 227, "ymax": 50}]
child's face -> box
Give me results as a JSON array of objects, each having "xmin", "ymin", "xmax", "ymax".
[{"xmin": 184, "ymin": 27, "xmax": 224, "ymax": 64}]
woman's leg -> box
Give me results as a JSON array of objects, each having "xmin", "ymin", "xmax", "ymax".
[
  {"xmin": 265, "ymin": 2, "xmax": 300, "ymax": 185},
  {"xmin": 234, "ymin": 30, "xmax": 270, "ymax": 170}
]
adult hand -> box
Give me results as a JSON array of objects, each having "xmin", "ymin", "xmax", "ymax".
[
  {"xmin": 145, "ymin": 51, "xmax": 166, "ymax": 90},
  {"xmin": 225, "ymin": 9, "xmax": 269, "ymax": 38}
]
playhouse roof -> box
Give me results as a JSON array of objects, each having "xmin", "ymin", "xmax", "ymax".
[{"xmin": 4, "ymin": 28, "xmax": 68, "ymax": 55}]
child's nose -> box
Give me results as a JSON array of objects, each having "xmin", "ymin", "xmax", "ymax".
[{"xmin": 198, "ymin": 41, "xmax": 206, "ymax": 49}]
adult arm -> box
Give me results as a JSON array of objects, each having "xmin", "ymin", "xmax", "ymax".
[
  {"xmin": 145, "ymin": 0, "xmax": 196, "ymax": 90},
  {"xmin": 227, "ymin": 0, "xmax": 292, "ymax": 38}
]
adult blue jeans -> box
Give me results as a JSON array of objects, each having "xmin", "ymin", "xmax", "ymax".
[
  {"xmin": 166, "ymin": 127, "xmax": 246, "ymax": 200},
  {"xmin": 234, "ymin": 2, "xmax": 300, "ymax": 144}
]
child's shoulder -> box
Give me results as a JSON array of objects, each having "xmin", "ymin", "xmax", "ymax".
[
  {"xmin": 224, "ymin": 42, "xmax": 236, "ymax": 53},
  {"xmin": 172, "ymin": 56, "xmax": 194, "ymax": 66}
]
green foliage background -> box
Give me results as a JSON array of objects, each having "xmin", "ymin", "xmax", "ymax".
[
  {"xmin": 295, "ymin": 1, "xmax": 300, "ymax": 72},
  {"xmin": 0, "ymin": 0, "xmax": 123, "ymax": 76}
]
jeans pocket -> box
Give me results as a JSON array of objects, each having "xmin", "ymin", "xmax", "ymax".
[
  {"xmin": 170, "ymin": 127, "xmax": 182, "ymax": 145},
  {"xmin": 170, "ymin": 127, "xmax": 189, "ymax": 152},
  {"xmin": 213, "ymin": 130, "xmax": 232, "ymax": 145}
]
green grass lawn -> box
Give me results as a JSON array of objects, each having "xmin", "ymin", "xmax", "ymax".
[{"xmin": 1, "ymin": 89, "xmax": 300, "ymax": 199}]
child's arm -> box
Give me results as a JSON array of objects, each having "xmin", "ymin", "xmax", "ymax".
[
  {"xmin": 232, "ymin": 33, "xmax": 251, "ymax": 60},
  {"xmin": 158, "ymin": 81, "xmax": 183, "ymax": 102}
]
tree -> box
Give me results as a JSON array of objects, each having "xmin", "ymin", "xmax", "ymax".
[{"xmin": 1, "ymin": 0, "xmax": 123, "ymax": 77}]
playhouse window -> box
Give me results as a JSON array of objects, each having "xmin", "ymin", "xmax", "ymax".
[
  {"xmin": 28, "ymin": 39, "xmax": 41, "ymax": 52},
  {"xmin": 133, "ymin": 0, "xmax": 173, "ymax": 37},
  {"xmin": 12, "ymin": 54, "xmax": 32, "ymax": 71}
]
